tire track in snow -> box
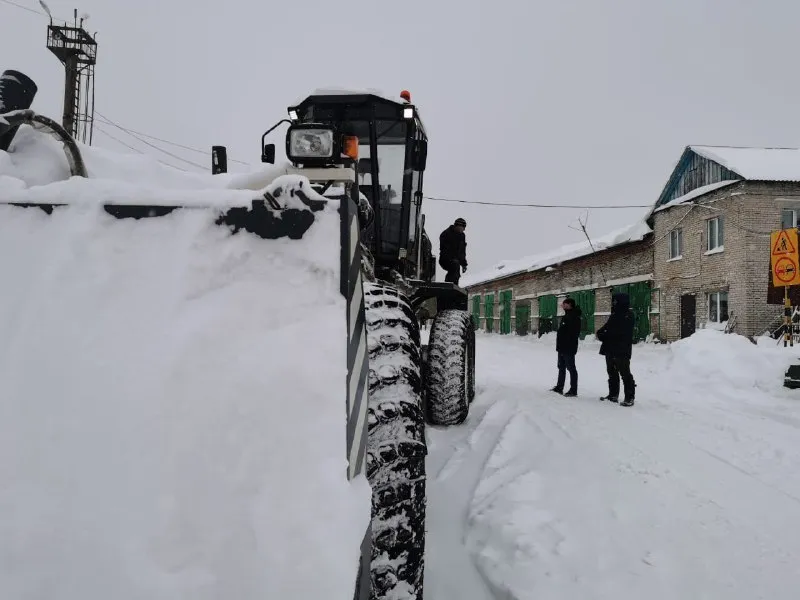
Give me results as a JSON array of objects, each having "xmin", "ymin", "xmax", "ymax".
[{"xmin": 424, "ymin": 393, "xmax": 518, "ymax": 599}]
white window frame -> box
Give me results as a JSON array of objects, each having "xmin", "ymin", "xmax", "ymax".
[
  {"xmin": 708, "ymin": 290, "xmax": 729, "ymax": 323},
  {"xmin": 706, "ymin": 216, "xmax": 724, "ymax": 252},
  {"xmin": 782, "ymin": 208, "xmax": 799, "ymax": 229},
  {"xmin": 668, "ymin": 228, "xmax": 683, "ymax": 260}
]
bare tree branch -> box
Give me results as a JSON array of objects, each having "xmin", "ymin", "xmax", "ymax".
[{"xmin": 574, "ymin": 212, "xmax": 607, "ymax": 285}]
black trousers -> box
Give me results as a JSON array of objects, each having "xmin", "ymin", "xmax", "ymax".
[
  {"xmin": 441, "ymin": 258, "xmax": 461, "ymax": 285},
  {"xmin": 606, "ymin": 355, "xmax": 636, "ymax": 399},
  {"xmin": 556, "ymin": 352, "xmax": 578, "ymax": 392}
]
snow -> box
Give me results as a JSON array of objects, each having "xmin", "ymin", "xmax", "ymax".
[
  {"xmin": 426, "ymin": 329, "xmax": 800, "ymax": 599},
  {"xmin": 0, "ymin": 124, "xmax": 328, "ymax": 212},
  {"xmin": 653, "ymin": 179, "xmax": 739, "ymax": 212},
  {"xmin": 292, "ymin": 87, "xmax": 405, "ymax": 106},
  {"xmin": 691, "ymin": 145, "xmax": 800, "ymax": 182},
  {"xmin": 0, "ymin": 164, "xmax": 371, "ymax": 596},
  {"xmin": 462, "ymin": 219, "xmax": 653, "ymax": 288}
]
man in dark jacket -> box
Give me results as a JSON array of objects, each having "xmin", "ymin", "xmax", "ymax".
[
  {"xmin": 551, "ymin": 297, "xmax": 582, "ymax": 396},
  {"xmin": 439, "ymin": 218, "xmax": 468, "ymax": 285},
  {"xmin": 596, "ymin": 292, "xmax": 637, "ymax": 406}
]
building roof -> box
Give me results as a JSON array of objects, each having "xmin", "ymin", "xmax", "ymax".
[
  {"xmin": 652, "ymin": 179, "xmax": 740, "ymax": 213},
  {"xmin": 690, "ymin": 145, "xmax": 800, "ymax": 182},
  {"xmin": 461, "ymin": 219, "xmax": 652, "ymax": 288}
]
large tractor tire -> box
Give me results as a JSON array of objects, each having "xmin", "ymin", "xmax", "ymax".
[
  {"xmin": 424, "ymin": 309, "xmax": 476, "ymax": 426},
  {"xmin": 364, "ymin": 282, "xmax": 427, "ymax": 599}
]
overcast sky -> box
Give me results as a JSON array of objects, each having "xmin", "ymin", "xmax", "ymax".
[{"xmin": 2, "ymin": 0, "xmax": 799, "ymax": 275}]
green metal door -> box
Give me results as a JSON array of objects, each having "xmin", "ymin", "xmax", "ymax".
[
  {"xmin": 515, "ymin": 303, "xmax": 531, "ymax": 336},
  {"xmin": 499, "ymin": 290, "xmax": 512, "ymax": 334},
  {"xmin": 569, "ymin": 289, "xmax": 596, "ymax": 339},
  {"xmin": 611, "ymin": 282, "xmax": 651, "ymax": 342},
  {"xmin": 485, "ymin": 293, "xmax": 495, "ymax": 333},
  {"xmin": 538, "ymin": 294, "xmax": 557, "ymax": 335},
  {"xmin": 471, "ymin": 296, "xmax": 481, "ymax": 330}
]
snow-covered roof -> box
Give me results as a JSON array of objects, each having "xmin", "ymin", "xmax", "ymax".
[
  {"xmin": 291, "ymin": 87, "xmax": 405, "ymax": 107},
  {"xmin": 690, "ymin": 145, "xmax": 800, "ymax": 182},
  {"xmin": 462, "ymin": 219, "xmax": 653, "ymax": 288},
  {"xmin": 652, "ymin": 179, "xmax": 740, "ymax": 213}
]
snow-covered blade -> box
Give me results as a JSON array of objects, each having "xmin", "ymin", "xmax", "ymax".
[{"xmin": 0, "ymin": 195, "xmax": 370, "ymax": 598}]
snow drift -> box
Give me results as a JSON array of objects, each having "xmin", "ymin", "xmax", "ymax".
[{"xmin": 0, "ymin": 152, "xmax": 370, "ymax": 597}]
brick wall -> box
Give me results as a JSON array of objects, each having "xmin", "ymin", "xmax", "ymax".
[
  {"xmin": 466, "ymin": 236, "xmax": 654, "ymax": 334},
  {"xmin": 651, "ymin": 181, "xmax": 800, "ymax": 340}
]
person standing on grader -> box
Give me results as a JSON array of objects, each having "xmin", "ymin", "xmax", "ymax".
[
  {"xmin": 551, "ymin": 297, "xmax": 582, "ymax": 397},
  {"xmin": 597, "ymin": 292, "xmax": 637, "ymax": 406},
  {"xmin": 439, "ymin": 218, "xmax": 468, "ymax": 285}
]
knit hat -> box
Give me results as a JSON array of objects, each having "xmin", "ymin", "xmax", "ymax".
[{"xmin": 454, "ymin": 218, "xmax": 466, "ymax": 227}]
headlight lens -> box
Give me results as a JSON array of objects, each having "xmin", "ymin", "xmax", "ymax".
[{"xmin": 288, "ymin": 129, "xmax": 334, "ymax": 159}]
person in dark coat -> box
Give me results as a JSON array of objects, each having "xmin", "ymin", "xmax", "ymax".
[
  {"xmin": 439, "ymin": 218, "xmax": 468, "ymax": 285},
  {"xmin": 551, "ymin": 297, "xmax": 582, "ymax": 396},
  {"xmin": 596, "ymin": 292, "xmax": 637, "ymax": 406}
]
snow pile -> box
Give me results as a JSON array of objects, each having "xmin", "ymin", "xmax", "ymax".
[
  {"xmin": 665, "ymin": 329, "xmax": 798, "ymax": 394},
  {"xmin": 0, "ymin": 124, "xmax": 304, "ymax": 203},
  {"xmin": 462, "ymin": 219, "xmax": 652, "ymax": 287},
  {"xmin": 0, "ymin": 200, "xmax": 370, "ymax": 598}
]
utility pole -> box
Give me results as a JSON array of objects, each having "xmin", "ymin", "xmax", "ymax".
[{"xmin": 46, "ymin": 8, "xmax": 97, "ymax": 144}]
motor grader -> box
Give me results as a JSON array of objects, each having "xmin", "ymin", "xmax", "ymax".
[{"xmin": 0, "ymin": 72, "xmax": 475, "ymax": 599}]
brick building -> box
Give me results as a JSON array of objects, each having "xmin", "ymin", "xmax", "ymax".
[
  {"xmin": 650, "ymin": 145, "xmax": 800, "ymax": 341},
  {"xmin": 463, "ymin": 220, "xmax": 658, "ymax": 341},
  {"xmin": 464, "ymin": 144, "xmax": 800, "ymax": 343}
]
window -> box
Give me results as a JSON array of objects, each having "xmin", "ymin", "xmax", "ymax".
[
  {"xmin": 668, "ymin": 228, "xmax": 683, "ymax": 259},
  {"xmin": 708, "ymin": 291, "xmax": 729, "ymax": 323},
  {"xmin": 782, "ymin": 209, "xmax": 799, "ymax": 230},
  {"xmin": 706, "ymin": 216, "xmax": 724, "ymax": 251}
]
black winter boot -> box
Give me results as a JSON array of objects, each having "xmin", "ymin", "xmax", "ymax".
[
  {"xmin": 601, "ymin": 378, "xmax": 619, "ymax": 402},
  {"xmin": 621, "ymin": 382, "xmax": 636, "ymax": 407}
]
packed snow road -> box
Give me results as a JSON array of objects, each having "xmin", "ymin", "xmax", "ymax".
[{"xmin": 425, "ymin": 330, "xmax": 800, "ymax": 600}]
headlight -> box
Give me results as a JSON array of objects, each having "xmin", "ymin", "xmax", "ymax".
[{"xmin": 288, "ymin": 128, "xmax": 334, "ymax": 159}]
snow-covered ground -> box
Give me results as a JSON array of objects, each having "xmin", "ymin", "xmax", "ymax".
[{"xmin": 425, "ymin": 330, "xmax": 800, "ymax": 599}]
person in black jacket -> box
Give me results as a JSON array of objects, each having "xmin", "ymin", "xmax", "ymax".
[
  {"xmin": 596, "ymin": 292, "xmax": 637, "ymax": 406},
  {"xmin": 439, "ymin": 218, "xmax": 468, "ymax": 285},
  {"xmin": 551, "ymin": 297, "xmax": 582, "ymax": 397}
]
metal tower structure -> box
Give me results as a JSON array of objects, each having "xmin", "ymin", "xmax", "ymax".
[{"xmin": 46, "ymin": 9, "xmax": 97, "ymax": 145}]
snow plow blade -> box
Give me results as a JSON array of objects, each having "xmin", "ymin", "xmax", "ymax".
[{"xmin": 0, "ymin": 179, "xmax": 374, "ymax": 598}]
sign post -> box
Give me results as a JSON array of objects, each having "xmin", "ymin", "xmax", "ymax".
[{"xmin": 771, "ymin": 228, "xmax": 800, "ymax": 346}]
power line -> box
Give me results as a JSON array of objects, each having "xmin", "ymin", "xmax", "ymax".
[
  {"xmin": 94, "ymin": 125, "xmax": 189, "ymax": 172},
  {"xmin": 95, "ymin": 113, "xmax": 250, "ymax": 166},
  {"xmin": 93, "ymin": 112, "xmax": 207, "ymax": 171},
  {"xmin": 94, "ymin": 125, "xmax": 144, "ymax": 154},
  {"xmin": 94, "ymin": 112, "xmax": 251, "ymax": 168},
  {"xmin": 423, "ymin": 195, "xmax": 651, "ymax": 209},
  {"xmin": 0, "ymin": 0, "xmax": 67, "ymax": 20},
  {"xmin": 0, "ymin": 0, "xmax": 44, "ymax": 16}
]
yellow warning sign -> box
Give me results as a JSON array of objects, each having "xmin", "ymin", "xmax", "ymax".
[
  {"xmin": 772, "ymin": 228, "xmax": 798, "ymax": 256},
  {"xmin": 771, "ymin": 229, "xmax": 800, "ymax": 287}
]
